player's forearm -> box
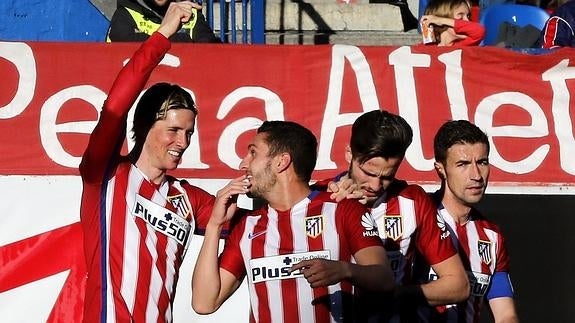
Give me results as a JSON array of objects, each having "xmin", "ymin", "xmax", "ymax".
[
  {"xmin": 191, "ymin": 223, "xmax": 225, "ymax": 314},
  {"xmin": 348, "ymin": 263, "xmax": 395, "ymax": 292},
  {"xmin": 490, "ymin": 297, "xmax": 519, "ymax": 323},
  {"xmin": 420, "ymin": 272, "xmax": 469, "ymax": 305}
]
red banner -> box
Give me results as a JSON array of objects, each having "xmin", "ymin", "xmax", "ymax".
[
  {"xmin": 1, "ymin": 42, "xmax": 575, "ymax": 322},
  {"xmin": 1, "ymin": 42, "xmax": 575, "ymax": 186}
]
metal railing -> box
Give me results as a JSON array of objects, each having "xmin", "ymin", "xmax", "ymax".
[{"xmin": 203, "ymin": 0, "xmax": 265, "ymax": 44}]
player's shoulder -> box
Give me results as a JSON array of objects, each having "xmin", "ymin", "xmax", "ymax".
[
  {"xmin": 389, "ymin": 180, "xmax": 429, "ymax": 200},
  {"xmin": 309, "ymin": 191, "xmax": 368, "ymax": 214},
  {"xmin": 470, "ymin": 208, "xmax": 504, "ymax": 233},
  {"xmin": 169, "ymin": 177, "xmax": 213, "ymax": 196},
  {"xmin": 311, "ymin": 190, "xmax": 336, "ymax": 203}
]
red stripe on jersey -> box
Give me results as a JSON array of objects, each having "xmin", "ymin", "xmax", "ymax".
[
  {"xmin": 155, "ymin": 227, "xmax": 169, "ymax": 323},
  {"xmin": 456, "ymin": 225, "xmax": 471, "ymax": 268},
  {"xmin": 250, "ymin": 213, "xmax": 271, "ymax": 323},
  {"xmin": 543, "ymin": 17, "xmax": 560, "ymax": 48},
  {"xmin": 109, "ymin": 166, "xmax": 131, "ymax": 322},
  {"xmin": 133, "ymin": 179, "xmax": 156, "ymax": 322},
  {"xmin": 305, "ymin": 201, "xmax": 331, "ymax": 323}
]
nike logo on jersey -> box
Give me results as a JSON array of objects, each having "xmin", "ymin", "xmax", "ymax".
[{"xmin": 248, "ymin": 230, "xmax": 267, "ymax": 240}]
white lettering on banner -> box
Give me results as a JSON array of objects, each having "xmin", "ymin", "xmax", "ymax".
[
  {"xmin": 0, "ymin": 42, "xmax": 35, "ymax": 119},
  {"xmin": 542, "ymin": 59, "xmax": 575, "ymax": 175},
  {"xmin": 40, "ymin": 85, "xmax": 106, "ymax": 168},
  {"xmin": 475, "ymin": 92, "xmax": 549, "ymax": 174},
  {"xmin": 2, "ymin": 43, "xmax": 575, "ymax": 181},
  {"xmin": 439, "ymin": 50, "xmax": 470, "ymax": 121},
  {"xmin": 216, "ymin": 86, "xmax": 285, "ymax": 169},
  {"xmin": 317, "ymin": 45, "xmax": 380, "ymax": 170},
  {"xmin": 390, "ymin": 46, "xmax": 434, "ymax": 171}
]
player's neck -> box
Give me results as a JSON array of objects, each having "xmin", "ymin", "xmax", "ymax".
[
  {"xmin": 266, "ymin": 180, "xmax": 311, "ymax": 212},
  {"xmin": 135, "ymin": 159, "xmax": 166, "ymax": 185},
  {"xmin": 442, "ymin": 197, "xmax": 472, "ymax": 225}
]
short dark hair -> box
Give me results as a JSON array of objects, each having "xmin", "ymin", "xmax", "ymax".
[
  {"xmin": 257, "ymin": 120, "xmax": 318, "ymax": 183},
  {"xmin": 131, "ymin": 83, "xmax": 197, "ymax": 156},
  {"xmin": 350, "ymin": 110, "xmax": 413, "ymax": 164},
  {"xmin": 434, "ymin": 120, "xmax": 489, "ymax": 164}
]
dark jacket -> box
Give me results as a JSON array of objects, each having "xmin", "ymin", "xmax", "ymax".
[
  {"xmin": 106, "ymin": 0, "xmax": 220, "ymax": 43},
  {"xmin": 541, "ymin": 0, "xmax": 575, "ymax": 48}
]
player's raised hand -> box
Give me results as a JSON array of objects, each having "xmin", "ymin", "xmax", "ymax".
[
  {"xmin": 157, "ymin": 1, "xmax": 201, "ymax": 38},
  {"xmin": 208, "ymin": 175, "xmax": 249, "ymax": 227}
]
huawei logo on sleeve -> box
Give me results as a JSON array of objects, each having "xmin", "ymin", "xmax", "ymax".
[{"xmin": 361, "ymin": 213, "xmax": 379, "ymax": 237}]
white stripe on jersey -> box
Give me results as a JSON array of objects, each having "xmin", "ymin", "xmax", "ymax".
[
  {"xmin": 292, "ymin": 202, "xmax": 310, "ymax": 323},
  {"xmin": 321, "ymin": 201, "xmax": 343, "ymax": 318},
  {"xmin": 467, "ymin": 221, "xmax": 481, "ymax": 272},
  {"xmin": 371, "ymin": 195, "xmax": 417, "ymax": 283},
  {"xmin": 105, "ymin": 176, "xmax": 117, "ymax": 322},
  {"xmin": 145, "ymin": 221, "xmax": 161, "ymax": 322},
  {"xmin": 483, "ymin": 228, "xmax": 498, "ymax": 273},
  {"xmin": 121, "ymin": 168, "xmax": 145, "ymax": 316},
  {"xmin": 242, "ymin": 215, "xmax": 261, "ymax": 322},
  {"xmin": 398, "ymin": 196, "xmax": 416, "ymax": 244},
  {"xmin": 264, "ymin": 208, "xmax": 283, "ymax": 323}
]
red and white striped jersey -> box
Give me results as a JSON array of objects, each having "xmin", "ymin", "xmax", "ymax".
[
  {"xmin": 370, "ymin": 180, "xmax": 456, "ymax": 285},
  {"xmin": 416, "ymin": 206, "xmax": 511, "ymax": 323},
  {"xmin": 219, "ymin": 191, "xmax": 383, "ymax": 323},
  {"xmin": 79, "ymin": 33, "xmax": 214, "ymax": 322}
]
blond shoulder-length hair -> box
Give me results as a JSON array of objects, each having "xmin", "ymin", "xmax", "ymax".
[{"xmin": 424, "ymin": 0, "xmax": 472, "ymax": 38}]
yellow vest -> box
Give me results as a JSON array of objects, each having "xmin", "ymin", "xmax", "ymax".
[{"xmin": 106, "ymin": 6, "xmax": 199, "ymax": 42}]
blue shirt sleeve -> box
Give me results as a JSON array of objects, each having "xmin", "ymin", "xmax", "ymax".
[{"xmin": 486, "ymin": 271, "xmax": 514, "ymax": 299}]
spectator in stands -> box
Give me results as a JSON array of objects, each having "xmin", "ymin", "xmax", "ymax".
[
  {"xmin": 414, "ymin": 120, "xmax": 519, "ymax": 323},
  {"xmin": 106, "ymin": 0, "xmax": 220, "ymax": 43},
  {"xmin": 421, "ymin": 0, "xmax": 486, "ymax": 46},
  {"xmin": 540, "ymin": 0, "xmax": 575, "ymax": 48}
]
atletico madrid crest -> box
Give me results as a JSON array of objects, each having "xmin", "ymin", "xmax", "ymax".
[
  {"xmin": 383, "ymin": 215, "xmax": 403, "ymax": 241},
  {"xmin": 305, "ymin": 215, "xmax": 324, "ymax": 238},
  {"xmin": 168, "ymin": 193, "xmax": 191, "ymax": 219},
  {"xmin": 478, "ymin": 240, "xmax": 493, "ymax": 265}
]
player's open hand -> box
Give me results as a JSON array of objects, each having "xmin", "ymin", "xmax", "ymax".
[{"xmin": 328, "ymin": 175, "xmax": 366, "ymax": 204}]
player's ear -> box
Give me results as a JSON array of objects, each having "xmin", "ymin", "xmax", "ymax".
[
  {"xmin": 276, "ymin": 152, "xmax": 291, "ymax": 173},
  {"xmin": 345, "ymin": 145, "xmax": 352, "ymax": 163},
  {"xmin": 434, "ymin": 161, "xmax": 446, "ymax": 180}
]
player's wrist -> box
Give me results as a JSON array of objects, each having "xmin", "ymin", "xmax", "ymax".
[
  {"xmin": 394, "ymin": 285, "xmax": 429, "ymax": 307},
  {"xmin": 206, "ymin": 221, "xmax": 225, "ymax": 234}
]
